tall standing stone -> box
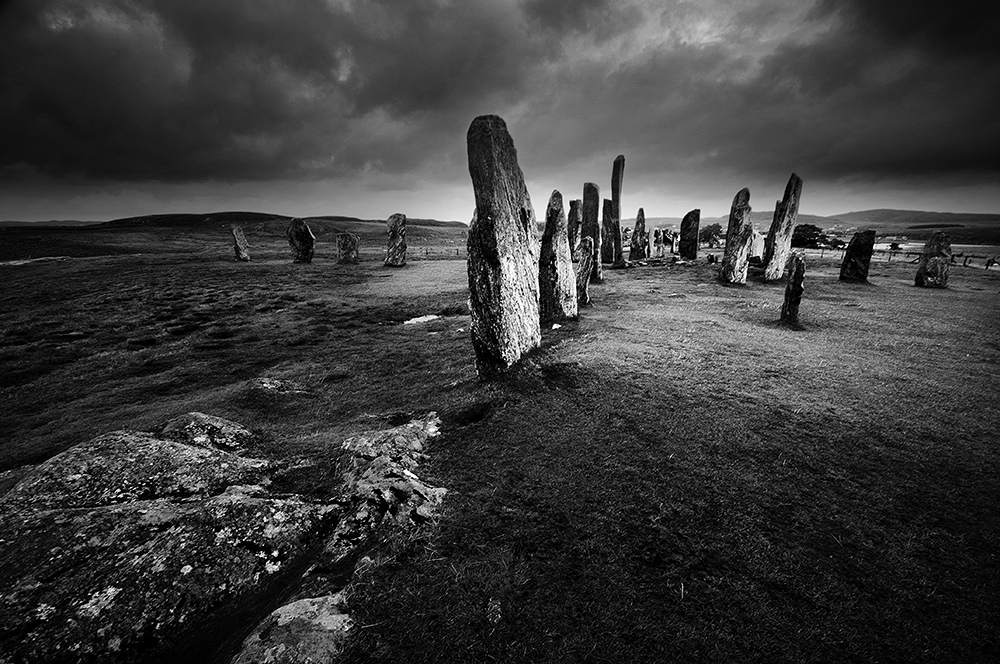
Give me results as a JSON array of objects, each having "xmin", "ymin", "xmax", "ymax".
[
  {"xmin": 914, "ymin": 231, "xmax": 952, "ymax": 288},
  {"xmin": 385, "ymin": 213, "xmax": 407, "ymax": 267},
  {"xmin": 719, "ymin": 188, "xmax": 754, "ymax": 284},
  {"xmin": 839, "ymin": 230, "xmax": 876, "ymax": 282},
  {"xmin": 679, "ymin": 209, "xmax": 700, "ymax": 260},
  {"xmin": 781, "ymin": 253, "xmax": 806, "ymax": 329},
  {"xmin": 763, "ymin": 173, "xmax": 804, "ymax": 282},
  {"xmin": 611, "ymin": 154, "xmax": 625, "ymax": 264},
  {"xmin": 337, "ymin": 233, "xmax": 361, "ymax": 264},
  {"xmin": 539, "ymin": 190, "xmax": 578, "ymax": 323},
  {"xmin": 466, "ymin": 115, "xmax": 541, "ymax": 378},
  {"xmin": 581, "ymin": 183, "xmax": 603, "ymax": 283},
  {"xmin": 232, "ymin": 225, "xmax": 250, "ymax": 262},
  {"xmin": 576, "ymin": 237, "xmax": 595, "ymax": 305},
  {"xmin": 630, "ymin": 208, "xmax": 648, "ymax": 260},
  {"xmin": 286, "ymin": 218, "xmax": 315, "ymax": 263},
  {"xmin": 568, "ymin": 199, "xmax": 583, "ymax": 262},
  {"xmin": 749, "ymin": 230, "xmax": 766, "ymax": 260},
  {"xmin": 601, "ymin": 199, "xmax": 615, "ymax": 264}
]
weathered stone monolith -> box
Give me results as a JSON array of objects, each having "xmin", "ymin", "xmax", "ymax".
[
  {"xmin": 914, "ymin": 231, "xmax": 952, "ymax": 288},
  {"xmin": 581, "ymin": 183, "xmax": 603, "ymax": 283},
  {"xmin": 466, "ymin": 115, "xmax": 541, "ymax": 378},
  {"xmin": 679, "ymin": 209, "xmax": 700, "ymax": 260},
  {"xmin": 839, "ymin": 230, "xmax": 876, "ymax": 282},
  {"xmin": 337, "ymin": 233, "xmax": 361, "ymax": 264},
  {"xmin": 630, "ymin": 208, "xmax": 648, "ymax": 260},
  {"xmin": 286, "ymin": 218, "xmax": 315, "ymax": 263},
  {"xmin": 232, "ymin": 225, "xmax": 250, "ymax": 262},
  {"xmin": 611, "ymin": 155, "xmax": 625, "ymax": 264},
  {"xmin": 719, "ymin": 188, "xmax": 753, "ymax": 284},
  {"xmin": 601, "ymin": 199, "xmax": 615, "ymax": 263},
  {"xmin": 749, "ymin": 230, "xmax": 766, "ymax": 261},
  {"xmin": 576, "ymin": 237, "xmax": 594, "ymax": 305},
  {"xmin": 568, "ymin": 199, "xmax": 583, "ymax": 262},
  {"xmin": 385, "ymin": 213, "xmax": 407, "ymax": 266},
  {"xmin": 781, "ymin": 253, "xmax": 806, "ymax": 328},
  {"xmin": 539, "ymin": 190, "xmax": 578, "ymax": 323},
  {"xmin": 763, "ymin": 173, "xmax": 803, "ymax": 281}
]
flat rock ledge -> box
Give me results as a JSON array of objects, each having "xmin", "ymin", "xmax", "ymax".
[{"xmin": 0, "ymin": 411, "xmax": 446, "ymax": 664}]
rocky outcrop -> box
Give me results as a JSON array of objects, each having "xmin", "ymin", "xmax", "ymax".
[
  {"xmin": 160, "ymin": 411, "xmax": 255, "ymax": 452},
  {"xmin": 465, "ymin": 114, "xmax": 541, "ymax": 378},
  {"xmin": 763, "ymin": 173, "xmax": 803, "ymax": 281},
  {"xmin": 581, "ymin": 183, "xmax": 602, "ymax": 283},
  {"xmin": 576, "ymin": 236, "xmax": 595, "ymax": 305},
  {"xmin": 781, "ymin": 253, "xmax": 806, "ymax": 328},
  {"xmin": 232, "ymin": 226, "xmax": 251, "ymax": 262},
  {"xmin": 840, "ymin": 230, "xmax": 876, "ymax": 282},
  {"xmin": 231, "ymin": 593, "xmax": 353, "ymax": 664},
  {"xmin": 287, "ymin": 218, "xmax": 315, "ymax": 263},
  {"xmin": 538, "ymin": 190, "xmax": 578, "ymax": 324},
  {"xmin": 679, "ymin": 209, "xmax": 700, "ymax": 260},
  {"xmin": 719, "ymin": 188, "xmax": 753, "ymax": 284},
  {"xmin": 337, "ymin": 233, "xmax": 361, "ymax": 264},
  {"xmin": 914, "ymin": 231, "xmax": 952, "ymax": 288},
  {"xmin": 385, "ymin": 213, "xmax": 407, "ymax": 267},
  {"xmin": 630, "ymin": 208, "xmax": 648, "ymax": 260}
]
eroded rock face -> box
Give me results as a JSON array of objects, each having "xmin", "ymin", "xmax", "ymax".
[
  {"xmin": 630, "ymin": 208, "xmax": 648, "ymax": 260},
  {"xmin": 0, "ymin": 428, "xmax": 333, "ymax": 664},
  {"xmin": 781, "ymin": 253, "xmax": 806, "ymax": 328},
  {"xmin": 231, "ymin": 593, "xmax": 354, "ymax": 664},
  {"xmin": 763, "ymin": 173, "xmax": 803, "ymax": 281},
  {"xmin": 914, "ymin": 231, "xmax": 952, "ymax": 288},
  {"xmin": 337, "ymin": 233, "xmax": 361, "ymax": 265},
  {"xmin": 160, "ymin": 412, "xmax": 255, "ymax": 453},
  {"xmin": 719, "ymin": 188, "xmax": 754, "ymax": 284},
  {"xmin": 287, "ymin": 218, "xmax": 315, "ymax": 263},
  {"xmin": 576, "ymin": 236, "xmax": 595, "ymax": 305},
  {"xmin": 840, "ymin": 230, "xmax": 876, "ymax": 282},
  {"xmin": 465, "ymin": 115, "xmax": 541, "ymax": 378},
  {"xmin": 538, "ymin": 190, "xmax": 578, "ymax": 324},
  {"xmin": 582, "ymin": 183, "xmax": 602, "ymax": 283},
  {"xmin": 232, "ymin": 225, "xmax": 251, "ymax": 262},
  {"xmin": 679, "ymin": 209, "xmax": 700, "ymax": 260},
  {"xmin": 385, "ymin": 213, "xmax": 407, "ymax": 267},
  {"xmin": 568, "ymin": 199, "xmax": 583, "ymax": 262}
]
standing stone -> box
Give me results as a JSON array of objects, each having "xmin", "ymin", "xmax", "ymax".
[
  {"xmin": 749, "ymin": 230, "xmax": 766, "ymax": 261},
  {"xmin": 763, "ymin": 173, "xmax": 803, "ymax": 281},
  {"xmin": 232, "ymin": 225, "xmax": 250, "ymax": 262},
  {"xmin": 466, "ymin": 115, "xmax": 541, "ymax": 378},
  {"xmin": 630, "ymin": 208, "xmax": 648, "ymax": 260},
  {"xmin": 719, "ymin": 188, "xmax": 754, "ymax": 284},
  {"xmin": 781, "ymin": 253, "xmax": 806, "ymax": 328},
  {"xmin": 679, "ymin": 209, "xmax": 700, "ymax": 260},
  {"xmin": 581, "ymin": 183, "xmax": 603, "ymax": 283},
  {"xmin": 914, "ymin": 231, "xmax": 952, "ymax": 288},
  {"xmin": 576, "ymin": 237, "xmax": 595, "ymax": 305},
  {"xmin": 385, "ymin": 213, "xmax": 407, "ymax": 267},
  {"xmin": 337, "ymin": 233, "xmax": 361, "ymax": 264},
  {"xmin": 539, "ymin": 190, "xmax": 578, "ymax": 323},
  {"xmin": 611, "ymin": 154, "xmax": 625, "ymax": 264},
  {"xmin": 568, "ymin": 199, "xmax": 583, "ymax": 262},
  {"xmin": 601, "ymin": 199, "xmax": 615, "ymax": 263},
  {"xmin": 286, "ymin": 218, "xmax": 315, "ymax": 263},
  {"xmin": 839, "ymin": 230, "xmax": 876, "ymax": 282}
]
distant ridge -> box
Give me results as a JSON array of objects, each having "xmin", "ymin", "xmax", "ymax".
[{"xmin": 89, "ymin": 212, "xmax": 466, "ymax": 228}]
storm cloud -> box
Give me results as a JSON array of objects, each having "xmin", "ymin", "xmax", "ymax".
[{"xmin": 0, "ymin": 0, "xmax": 997, "ymax": 218}]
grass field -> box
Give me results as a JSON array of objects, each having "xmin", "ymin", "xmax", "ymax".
[{"xmin": 2, "ymin": 225, "xmax": 999, "ymax": 662}]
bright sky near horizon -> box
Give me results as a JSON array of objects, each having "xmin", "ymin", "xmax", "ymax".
[{"xmin": 1, "ymin": 0, "xmax": 998, "ymax": 222}]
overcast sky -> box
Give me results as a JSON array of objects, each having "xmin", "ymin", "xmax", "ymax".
[{"xmin": 1, "ymin": 0, "xmax": 998, "ymax": 222}]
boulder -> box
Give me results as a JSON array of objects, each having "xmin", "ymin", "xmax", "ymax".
[
  {"xmin": 465, "ymin": 115, "xmax": 541, "ymax": 378},
  {"xmin": 839, "ymin": 230, "xmax": 876, "ymax": 282},
  {"xmin": 630, "ymin": 208, "xmax": 648, "ymax": 260},
  {"xmin": 719, "ymin": 188, "xmax": 754, "ymax": 284},
  {"xmin": 160, "ymin": 411, "xmax": 255, "ymax": 453},
  {"xmin": 780, "ymin": 253, "xmax": 806, "ymax": 328},
  {"xmin": 763, "ymin": 173, "xmax": 803, "ymax": 281},
  {"xmin": 538, "ymin": 190, "xmax": 578, "ymax": 323},
  {"xmin": 232, "ymin": 225, "xmax": 251, "ymax": 262},
  {"xmin": 581, "ymin": 183, "xmax": 603, "ymax": 283},
  {"xmin": 914, "ymin": 231, "xmax": 952, "ymax": 288},
  {"xmin": 286, "ymin": 218, "xmax": 315, "ymax": 263},
  {"xmin": 679, "ymin": 209, "xmax": 700, "ymax": 260},
  {"xmin": 384, "ymin": 213, "xmax": 407, "ymax": 267},
  {"xmin": 337, "ymin": 233, "xmax": 361, "ymax": 265},
  {"xmin": 576, "ymin": 237, "xmax": 595, "ymax": 305},
  {"xmin": 230, "ymin": 593, "xmax": 354, "ymax": 664}
]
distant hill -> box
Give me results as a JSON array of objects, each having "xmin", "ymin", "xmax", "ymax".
[
  {"xmin": 0, "ymin": 220, "xmax": 104, "ymax": 228},
  {"xmin": 92, "ymin": 212, "xmax": 466, "ymax": 229}
]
